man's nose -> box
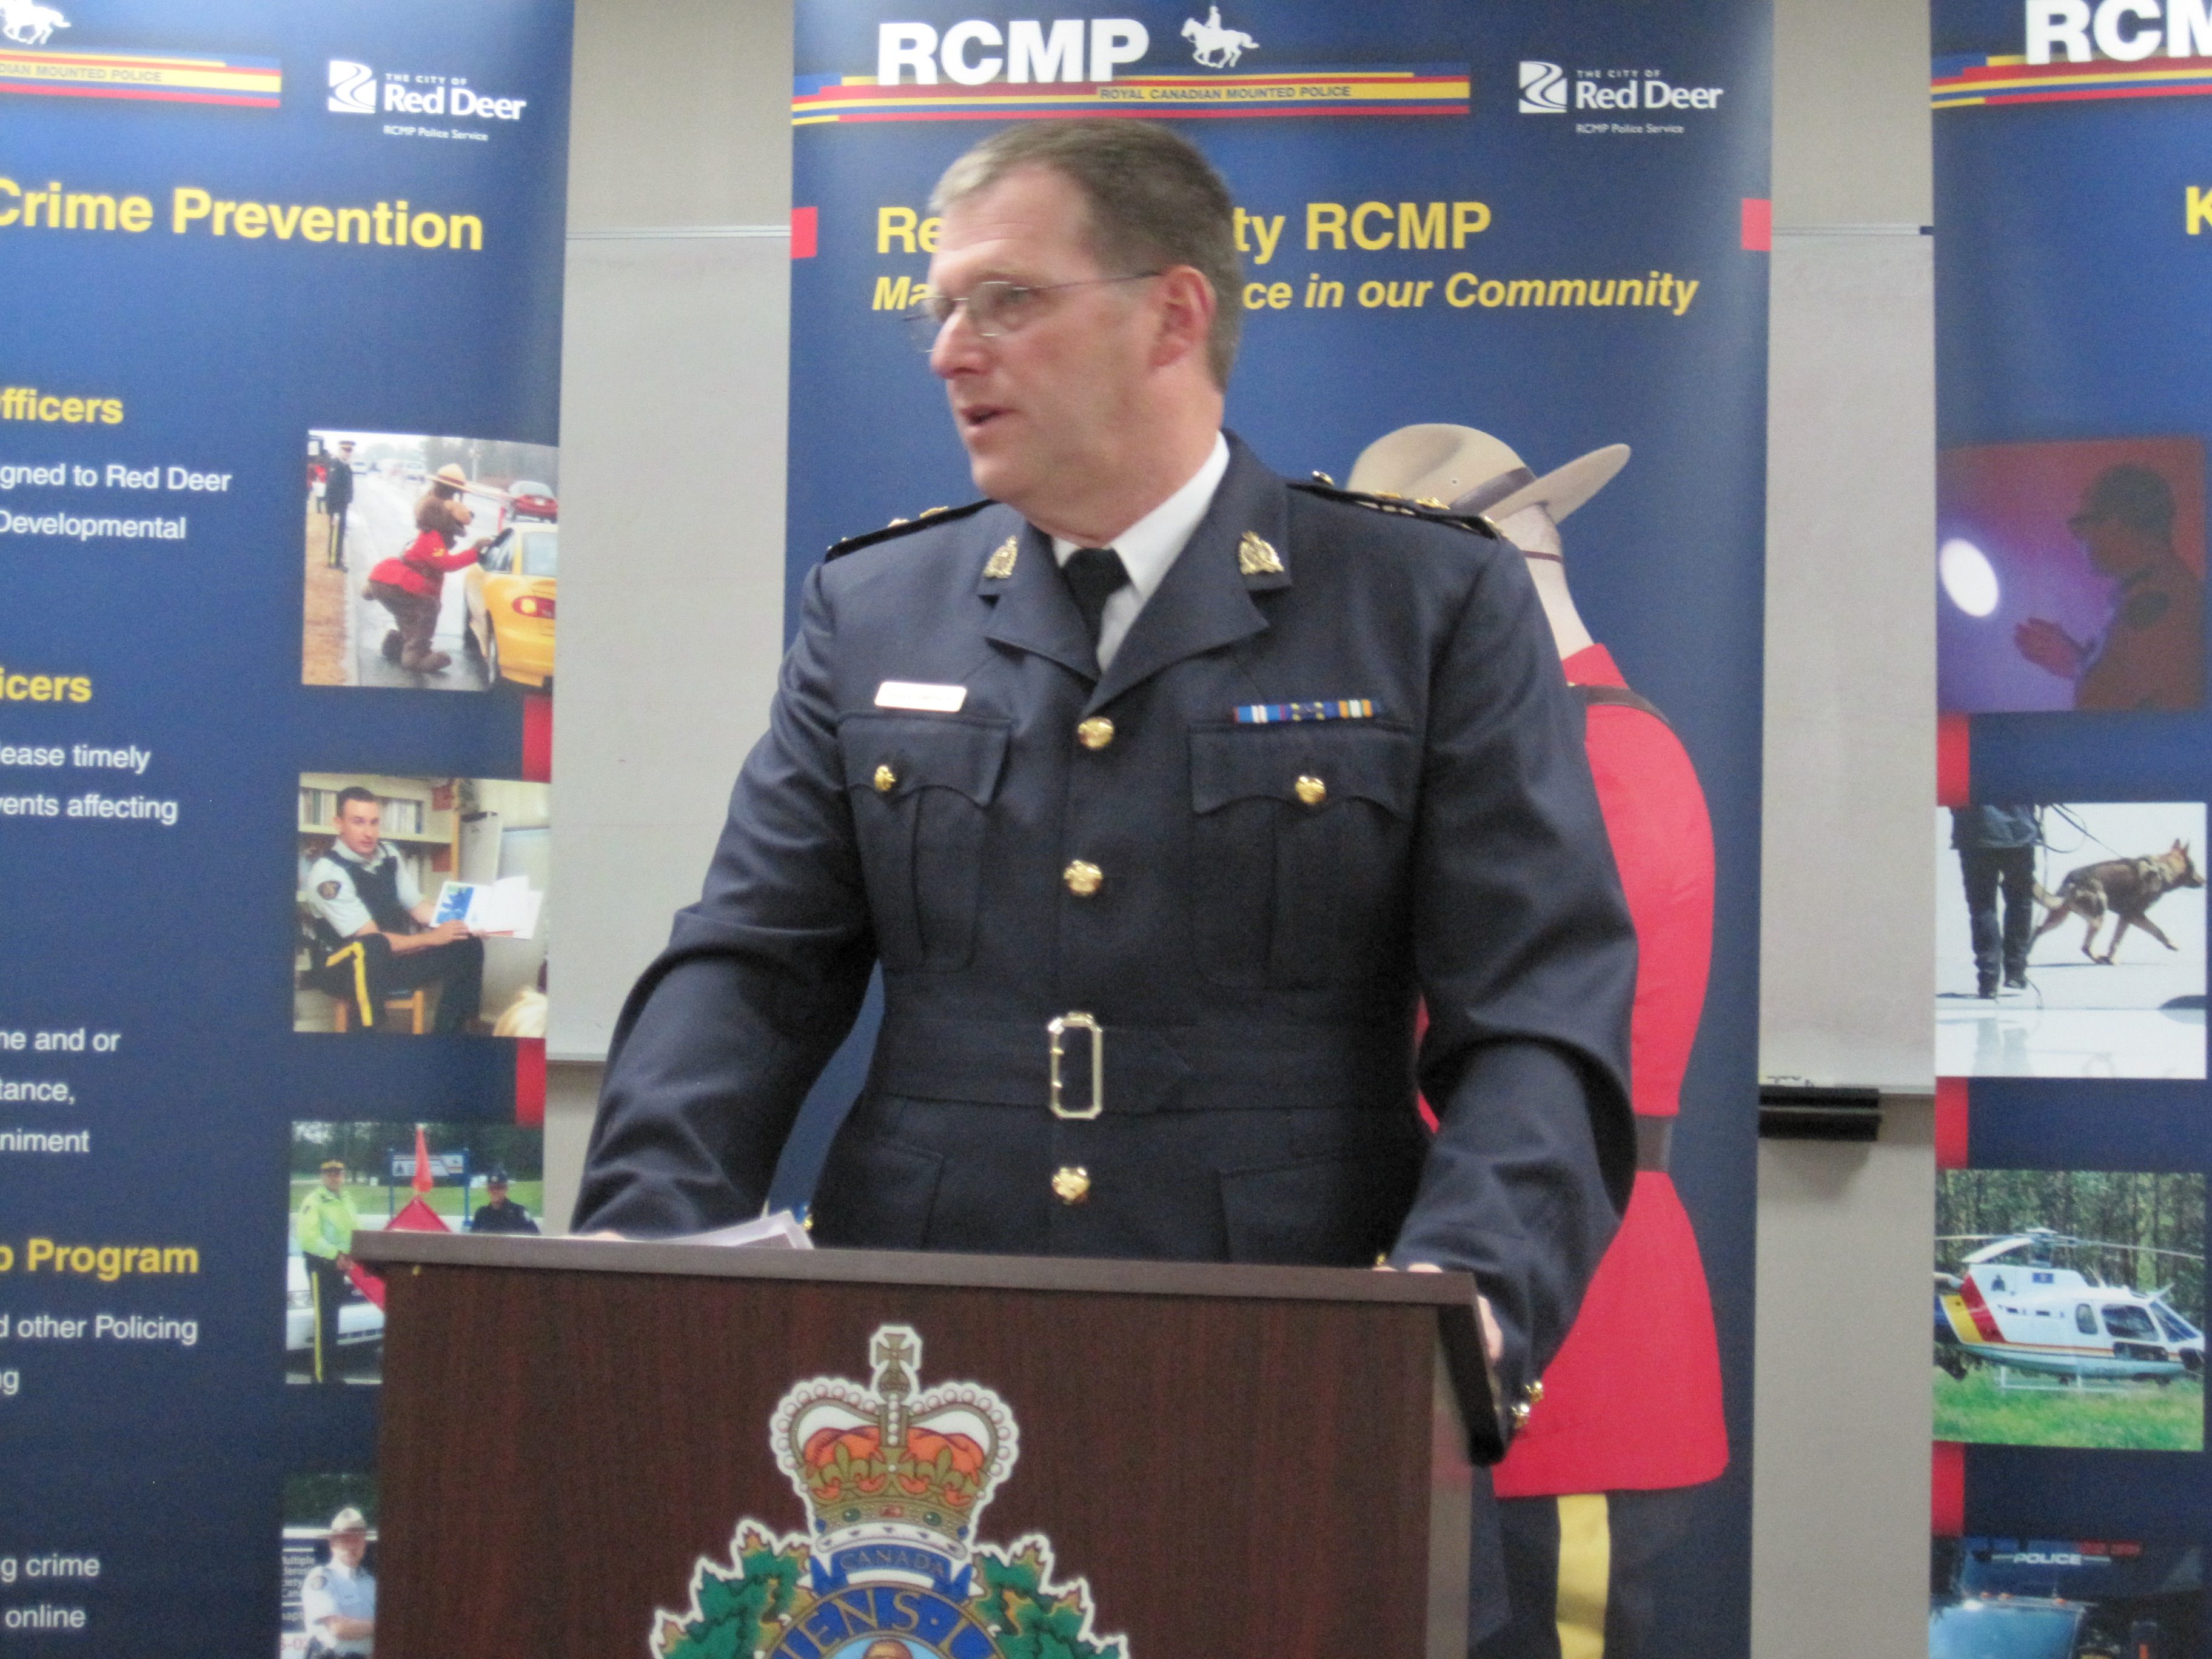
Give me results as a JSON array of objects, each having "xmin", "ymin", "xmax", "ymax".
[{"xmin": 928, "ymin": 305, "xmax": 987, "ymax": 378}]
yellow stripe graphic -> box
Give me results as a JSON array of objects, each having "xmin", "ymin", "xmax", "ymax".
[
  {"xmin": 1557, "ymin": 1493, "xmax": 1611, "ymax": 1659},
  {"xmin": 326, "ymin": 942, "xmax": 372, "ymax": 1027}
]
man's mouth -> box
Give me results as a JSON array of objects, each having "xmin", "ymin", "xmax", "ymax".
[{"xmin": 959, "ymin": 404, "xmax": 1007, "ymax": 435}]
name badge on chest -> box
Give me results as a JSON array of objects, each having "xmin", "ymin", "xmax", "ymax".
[{"xmin": 874, "ymin": 680, "xmax": 967, "ymax": 712}]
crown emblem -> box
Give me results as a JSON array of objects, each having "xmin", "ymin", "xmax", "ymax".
[
  {"xmin": 771, "ymin": 1325, "xmax": 1017, "ymax": 1572},
  {"xmin": 654, "ymin": 1324, "xmax": 1122, "ymax": 1659}
]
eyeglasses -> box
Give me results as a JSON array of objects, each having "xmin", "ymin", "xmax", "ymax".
[{"xmin": 900, "ymin": 272, "xmax": 1161, "ymax": 351}]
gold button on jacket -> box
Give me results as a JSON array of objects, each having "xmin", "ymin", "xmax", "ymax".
[
  {"xmin": 872, "ymin": 763, "xmax": 896, "ymax": 794},
  {"xmin": 1076, "ymin": 717, "xmax": 1115, "ymax": 750},
  {"xmin": 1294, "ymin": 774, "xmax": 1327, "ymax": 806},
  {"xmin": 1051, "ymin": 1166, "xmax": 1091, "ymax": 1204},
  {"xmin": 1062, "ymin": 859, "xmax": 1103, "ymax": 896}
]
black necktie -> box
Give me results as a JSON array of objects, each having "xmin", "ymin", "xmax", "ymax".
[{"xmin": 1062, "ymin": 546, "xmax": 1130, "ymax": 657}]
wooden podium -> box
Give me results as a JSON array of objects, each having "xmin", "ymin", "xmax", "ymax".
[{"xmin": 352, "ymin": 1232, "xmax": 1495, "ymax": 1658}]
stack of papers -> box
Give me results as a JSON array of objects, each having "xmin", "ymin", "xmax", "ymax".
[
  {"xmin": 432, "ymin": 876, "xmax": 544, "ymax": 939},
  {"xmin": 690, "ymin": 1210, "xmax": 813, "ymax": 1249}
]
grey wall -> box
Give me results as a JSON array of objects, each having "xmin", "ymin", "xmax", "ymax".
[
  {"xmin": 1754, "ymin": 0, "xmax": 1936, "ymax": 1655},
  {"xmin": 541, "ymin": 4, "xmax": 1945, "ymax": 1656},
  {"xmin": 541, "ymin": 0, "xmax": 800, "ymax": 1229}
]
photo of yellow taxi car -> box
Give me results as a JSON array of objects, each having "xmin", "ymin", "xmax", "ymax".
[{"xmin": 463, "ymin": 522, "xmax": 557, "ymax": 691}]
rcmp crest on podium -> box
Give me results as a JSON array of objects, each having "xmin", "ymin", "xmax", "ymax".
[{"xmin": 651, "ymin": 1326, "xmax": 1128, "ymax": 1658}]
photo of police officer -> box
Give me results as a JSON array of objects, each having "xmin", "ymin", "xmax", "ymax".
[
  {"xmin": 2016, "ymin": 465, "xmax": 2205, "ymax": 712},
  {"xmin": 279, "ymin": 1476, "xmax": 377, "ymax": 1659},
  {"xmin": 293, "ymin": 773, "xmax": 551, "ymax": 1037},
  {"xmin": 298, "ymin": 785, "xmax": 485, "ymax": 1034},
  {"xmin": 300, "ymin": 427, "xmax": 560, "ymax": 693},
  {"xmin": 468, "ymin": 1168, "xmax": 541, "ymax": 1234},
  {"xmin": 320, "ymin": 439, "xmax": 355, "ymax": 569},
  {"xmin": 295, "ymin": 1156, "xmax": 363, "ymax": 1386},
  {"xmin": 286, "ymin": 1120, "xmax": 546, "ymax": 1383},
  {"xmin": 1939, "ymin": 436, "xmax": 2207, "ymax": 714}
]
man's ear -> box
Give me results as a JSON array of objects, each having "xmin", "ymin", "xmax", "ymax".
[{"xmin": 1150, "ymin": 266, "xmax": 1218, "ymax": 371}]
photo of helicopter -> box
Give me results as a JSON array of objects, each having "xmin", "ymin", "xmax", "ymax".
[
  {"xmin": 1935, "ymin": 1173, "xmax": 2205, "ymax": 1450},
  {"xmin": 1936, "ymin": 1228, "xmax": 2204, "ymax": 1384}
]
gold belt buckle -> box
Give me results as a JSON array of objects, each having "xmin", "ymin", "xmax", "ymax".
[{"xmin": 1047, "ymin": 1013, "xmax": 1103, "ymax": 1120}]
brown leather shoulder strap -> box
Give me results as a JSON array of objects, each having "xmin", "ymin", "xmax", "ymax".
[{"xmin": 1572, "ymin": 682, "xmax": 1670, "ymax": 725}]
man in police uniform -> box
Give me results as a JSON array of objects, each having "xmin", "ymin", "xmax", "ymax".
[
  {"xmin": 468, "ymin": 1170, "xmax": 540, "ymax": 1234},
  {"xmin": 576, "ymin": 120, "xmax": 1635, "ymax": 1640},
  {"xmin": 295, "ymin": 1157, "xmax": 361, "ymax": 1386},
  {"xmin": 299, "ymin": 1506, "xmax": 375, "ymax": 1657},
  {"xmin": 323, "ymin": 439, "xmax": 356, "ymax": 569},
  {"xmin": 2016, "ymin": 463, "xmax": 2204, "ymax": 711},
  {"xmin": 304, "ymin": 786, "xmax": 484, "ymax": 1034}
]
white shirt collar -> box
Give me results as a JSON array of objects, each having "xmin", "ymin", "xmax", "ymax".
[{"xmin": 1050, "ymin": 432, "xmax": 1230, "ymax": 599}]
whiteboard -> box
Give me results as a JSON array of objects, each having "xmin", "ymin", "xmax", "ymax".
[{"xmin": 1758, "ymin": 231, "xmax": 1936, "ymax": 1091}]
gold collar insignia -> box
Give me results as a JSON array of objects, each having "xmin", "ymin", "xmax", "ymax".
[
  {"xmin": 982, "ymin": 537, "xmax": 1018, "ymax": 580},
  {"xmin": 1237, "ymin": 530, "xmax": 1284, "ymax": 577}
]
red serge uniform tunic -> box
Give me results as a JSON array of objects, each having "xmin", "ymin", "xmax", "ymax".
[
  {"xmin": 370, "ymin": 529, "xmax": 478, "ymax": 598},
  {"xmin": 1490, "ymin": 642, "xmax": 1728, "ymax": 1496}
]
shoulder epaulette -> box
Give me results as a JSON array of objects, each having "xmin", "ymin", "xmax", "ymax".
[
  {"xmin": 1289, "ymin": 475, "xmax": 1499, "ymax": 538},
  {"xmin": 824, "ymin": 498, "xmax": 993, "ymax": 560}
]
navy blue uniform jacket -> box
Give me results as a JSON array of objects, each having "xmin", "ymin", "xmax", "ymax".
[{"xmin": 577, "ymin": 432, "xmax": 1636, "ymax": 1438}]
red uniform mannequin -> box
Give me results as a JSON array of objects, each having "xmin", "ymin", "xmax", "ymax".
[{"xmin": 1492, "ymin": 642, "xmax": 1727, "ymax": 1495}]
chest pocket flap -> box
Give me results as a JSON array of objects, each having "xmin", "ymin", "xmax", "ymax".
[
  {"xmin": 841, "ymin": 712, "xmax": 1011, "ymax": 804},
  {"xmin": 840, "ymin": 712, "xmax": 1011, "ymax": 971},
  {"xmin": 1190, "ymin": 722, "xmax": 1419, "ymax": 816},
  {"xmin": 1188, "ymin": 722, "xmax": 1421, "ymax": 990}
]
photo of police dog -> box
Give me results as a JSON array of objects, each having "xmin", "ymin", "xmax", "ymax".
[
  {"xmin": 287, "ymin": 1119, "xmax": 546, "ymax": 1386},
  {"xmin": 1930, "ymin": 1535, "xmax": 2202, "ymax": 1659},
  {"xmin": 294, "ymin": 773, "xmax": 550, "ymax": 1037},
  {"xmin": 1937, "ymin": 802, "xmax": 2206, "ymax": 1079},
  {"xmin": 280, "ymin": 1473, "xmax": 378, "ymax": 1658},
  {"xmin": 302, "ymin": 429, "xmax": 560, "ymax": 694}
]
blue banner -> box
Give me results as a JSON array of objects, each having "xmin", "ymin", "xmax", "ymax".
[
  {"xmin": 1932, "ymin": 0, "xmax": 2212, "ymax": 1617},
  {"xmin": 0, "ymin": 0, "xmax": 571, "ymax": 1649},
  {"xmin": 783, "ymin": 2, "xmax": 1769, "ymax": 1651}
]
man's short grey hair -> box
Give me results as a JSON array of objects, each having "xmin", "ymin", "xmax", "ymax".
[{"xmin": 932, "ymin": 119, "xmax": 1242, "ymax": 387}]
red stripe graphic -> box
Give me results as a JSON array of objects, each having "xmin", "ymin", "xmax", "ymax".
[
  {"xmin": 1936, "ymin": 712, "xmax": 1971, "ymax": 807},
  {"xmin": 1741, "ymin": 198, "xmax": 1772, "ymax": 252},
  {"xmin": 1932, "ymin": 1441, "xmax": 1966, "ymax": 1535},
  {"xmin": 1957, "ymin": 1273, "xmax": 2005, "ymax": 1341},
  {"xmin": 514, "ymin": 1038, "xmax": 546, "ymax": 1127},
  {"xmin": 1936, "ymin": 1076, "xmax": 1969, "ymax": 1170},
  {"xmin": 0, "ymin": 81, "xmax": 278, "ymax": 106},
  {"xmin": 521, "ymin": 693, "xmax": 552, "ymax": 784},
  {"xmin": 823, "ymin": 105, "xmax": 1460, "ymax": 123},
  {"xmin": 1980, "ymin": 80, "xmax": 2212, "ymax": 104}
]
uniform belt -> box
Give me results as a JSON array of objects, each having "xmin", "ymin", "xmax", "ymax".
[
  {"xmin": 1635, "ymin": 1115, "xmax": 1673, "ymax": 1172},
  {"xmin": 873, "ymin": 1014, "xmax": 1415, "ymax": 1116}
]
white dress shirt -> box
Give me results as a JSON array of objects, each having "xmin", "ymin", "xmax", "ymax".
[{"xmin": 1051, "ymin": 432, "xmax": 1230, "ymax": 671}]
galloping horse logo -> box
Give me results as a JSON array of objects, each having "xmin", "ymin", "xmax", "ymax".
[
  {"xmin": 2, "ymin": 0, "xmax": 69, "ymax": 46},
  {"xmin": 1181, "ymin": 5, "xmax": 1256, "ymax": 68}
]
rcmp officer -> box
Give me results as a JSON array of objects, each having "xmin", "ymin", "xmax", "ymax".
[
  {"xmin": 2016, "ymin": 463, "xmax": 2204, "ymax": 711},
  {"xmin": 295, "ymin": 1158, "xmax": 360, "ymax": 1386},
  {"xmin": 575, "ymin": 119, "xmax": 1635, "ymax": 1641},
  {"xmin": 304, "ymin": 785, "xmax": 484, "ymax": 1034},
  {"xmin": 299, "ymin": 1507, "xmax": 375, "ymax": 1657},
  {"xmin": 323, "ymin": 440, "xmax": 356, "ymax": 569},
  {"xmin": 468, "ymin": 1170, "xmax": 541, "ymax": 1234}
]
